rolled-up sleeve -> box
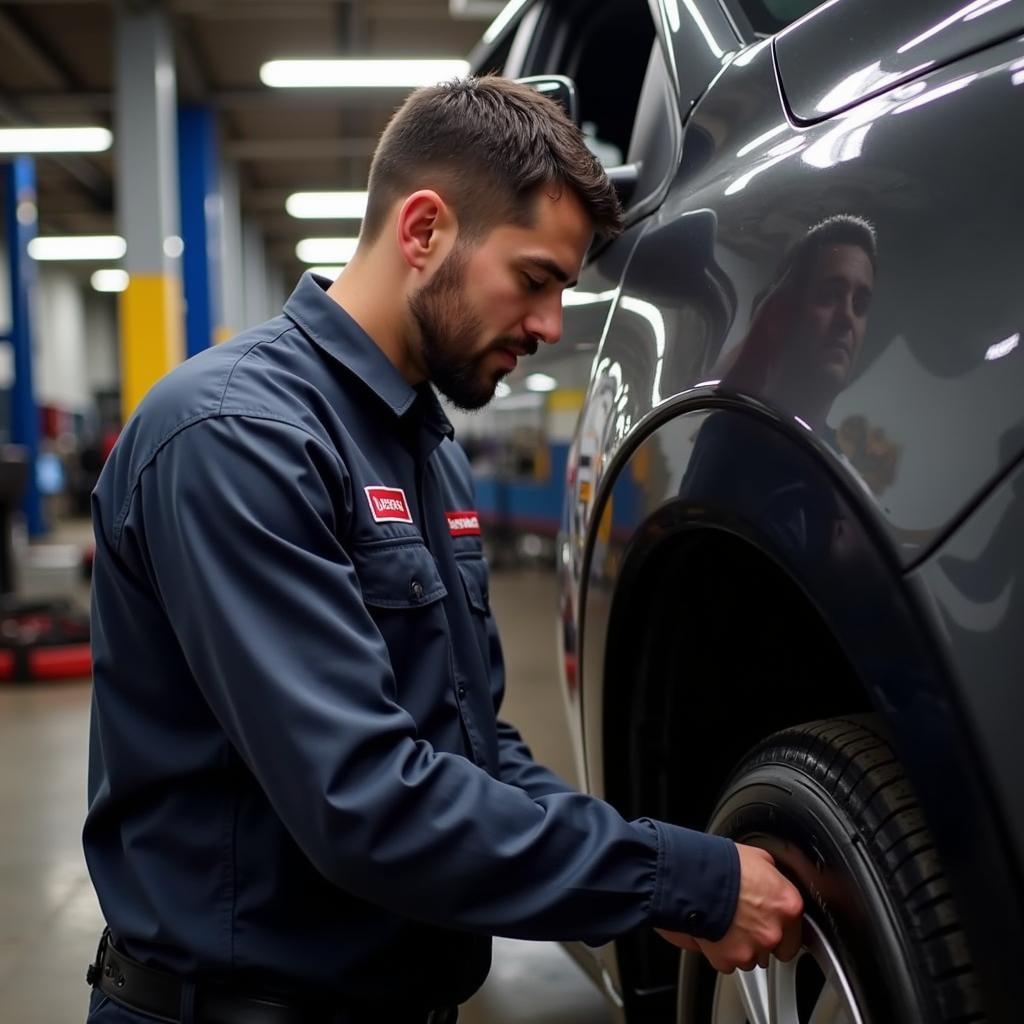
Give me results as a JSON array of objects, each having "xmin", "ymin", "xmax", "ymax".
[{"xmin": 127, "ymin": 414, "xmax": 738, "ymax": 944}]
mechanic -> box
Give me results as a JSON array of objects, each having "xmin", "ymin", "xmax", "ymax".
[{"xmin": 84, "ymin": 76, "xmax": 803, "ymax": 1024}]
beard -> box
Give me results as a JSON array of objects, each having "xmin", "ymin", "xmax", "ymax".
[{"xmin": 409, "ymin": 245, "xmax": 535, "ymax": 411}]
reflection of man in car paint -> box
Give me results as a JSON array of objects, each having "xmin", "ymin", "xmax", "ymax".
[
  {"xmin": 683, "ymin": 216, "xmax": 878, "ymax": 560},
  {"xmin": 720, "ymin": 215, "xmax": 877, "ymax": 435}
]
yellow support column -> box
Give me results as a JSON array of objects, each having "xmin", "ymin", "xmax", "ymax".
[
  {"xmin": 115, "ymin": 0, "xmax": 185, "ymax": 420},
  {"xmin": 118, "ymin": 273, "xmax": 184, "ymax": 421}
]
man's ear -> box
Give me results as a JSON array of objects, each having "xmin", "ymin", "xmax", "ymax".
[{"xmin": 396, "ymin": 190, "xmax": 456, "ymax": 271}]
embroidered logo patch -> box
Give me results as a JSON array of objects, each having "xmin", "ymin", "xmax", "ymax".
[
  {"xmin": 446, "ymin": 510, "xmax": 481, "ymax": 537},
  {"xmin": 365, "ymin": 486, "xmax": 413, "ymax": 524}
]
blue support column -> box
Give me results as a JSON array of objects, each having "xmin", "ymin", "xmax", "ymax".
[
  {"xmin": 3, "ymin": 157, "xmax": 44, "ymax": 537},
  {"xmin": 178, "ymin": 105, "xmax": 223, "ymax": 358}
]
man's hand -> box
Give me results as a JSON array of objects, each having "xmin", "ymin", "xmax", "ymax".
[{"xmin": 657, "ymin": 843, "xmax": 803, "ymax": 973}]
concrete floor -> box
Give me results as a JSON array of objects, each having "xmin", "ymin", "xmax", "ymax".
[{"xmin": 0, "ymin": 550, "xmax": 613, "ymax": 1023}]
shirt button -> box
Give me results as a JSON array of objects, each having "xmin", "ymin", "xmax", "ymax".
[
  {"xmin": 410, "ymin": 579, "xmax": 425, "ymax": 601},
  {"xmin": 686, "ymin": 910, "xmax": 703, "ymax": 930},
  {"xmin": 458, "ymin": 686, "xmax": 466, "ymax": 699}
]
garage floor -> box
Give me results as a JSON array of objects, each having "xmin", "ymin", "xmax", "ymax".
[{"xmin": 0, "ymin": 561, "xmax": 614, "ymax": 1023}]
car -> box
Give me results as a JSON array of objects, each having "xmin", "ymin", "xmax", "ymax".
[{"xmin": 470, "ymin": 1, "xmax": 1024, "ymax": 1021}]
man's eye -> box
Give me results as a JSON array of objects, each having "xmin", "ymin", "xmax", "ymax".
[{"xmin": 522, "ymin": 274, "xmax": 545, "ymax": 292}]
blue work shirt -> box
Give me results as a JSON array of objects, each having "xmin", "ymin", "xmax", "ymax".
[{"xmin": 85, "ymin": 272, "xmax": 739, "ymax": 1011}]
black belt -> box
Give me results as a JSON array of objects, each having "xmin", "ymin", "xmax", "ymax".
[{"xmin": 87, "ymin": 930, "xmax": 458, "ymax": 1024}]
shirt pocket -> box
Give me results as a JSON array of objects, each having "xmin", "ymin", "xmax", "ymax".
[
  {"xmin": 351, "ymin": 540, "xmax": 447, "ymax": 609},
  {"xmin": 454, "ymin": 553, "xmax": 489, "ymax": 617}
]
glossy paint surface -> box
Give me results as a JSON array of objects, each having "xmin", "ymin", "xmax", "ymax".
[
  {"xmin": 912, "ymin": 453, "xmax": 1024, "ymax": 899},
  {"xmin": 570, "ymin": 33, "xmax": 1024, "ymax": 578},
  {"xmin": 578, "ymin": 399, "xmax": 1024, "ymax": 1018},
  {"xmin": 776, "ymin": 0, "xmax": 1024, "ymax": 121}
]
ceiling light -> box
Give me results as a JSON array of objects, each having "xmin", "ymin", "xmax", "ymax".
[
  {"xmin": 260, "ymin": 59, "xmax": 469, "ymax": 89},
  {"xmin": 296, "ymin": 238, "xmax": 359, "ymax": 264},
  {"xmin": 524, "ymin": 373, "xmax": 557, "ymax": 393},
  {"xmin": 287, "ymin": 192, "xmax": 368, "ymax": 220},
  {"xmin": 28, "ymin": 235, "xmax": 126, "ymax": 261},
  {"xmin": 0, "ymin": 127, "xmax": 112, "ymax": 154},
  {"xmin": 307, "ymin": 266, "xmax": 345, "ymax": 279},
  {"xmin": 91, "ymin": 269, "xmax": 129, "ymax": 293},
  {"xmin": 494, "ymin": 381, "xmax": 512, "ymax": 398}
]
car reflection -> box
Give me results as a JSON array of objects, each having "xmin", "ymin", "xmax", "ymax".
[
  {"xmin": 681, "ymin": 216, "xmax": 888, "ymax": 562},
  {"xmin": 718, "ymin": 214, "xmax": 877, "ymax": 438}
]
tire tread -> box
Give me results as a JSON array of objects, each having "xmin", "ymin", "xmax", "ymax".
[{"xmin": 741, "ymin": 716, "xmax": 986, "ymax": 1022}]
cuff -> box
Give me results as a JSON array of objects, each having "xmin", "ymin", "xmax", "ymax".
[{"xmin": 640, "ymin": 818, "xmax": 740, "ymax": 941}]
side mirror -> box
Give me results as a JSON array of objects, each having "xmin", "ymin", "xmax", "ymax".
[{"xmin": 518, "ymin": 75, "xmax": 579, "ymax": 125}]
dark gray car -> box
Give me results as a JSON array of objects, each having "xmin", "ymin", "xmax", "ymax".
[{"xmin": 472, "ymin": 1, "xmax": 1024, "ymax": 1021}]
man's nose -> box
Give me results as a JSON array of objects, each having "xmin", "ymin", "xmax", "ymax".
[
  {"xmin": 524, "ymin": 296, "xmax": 563, "ymax": 346},
  {"xmin": 832, "ymin": 295, "xmax": 855, "ymax": 331}
]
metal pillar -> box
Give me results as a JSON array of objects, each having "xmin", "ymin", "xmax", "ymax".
[
  {"xmin": 178, "ymin": 105, "xmax": 225, "ymax": 356},
  {"xmin": 218, "ymin": 155, "xmax": 244, "ymax": 340},
  {"xmin": 2, "ymin": 157, "xmax": 44, "ymax": 537},
  {"xmin": 115, "ymin": 0, "xmax": 184, "ymax": 421}
]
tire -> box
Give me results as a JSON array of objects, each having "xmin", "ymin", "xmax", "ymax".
[{"xmin": 677, "ymin": 715, "xmax": 985, "ymax": 1024}]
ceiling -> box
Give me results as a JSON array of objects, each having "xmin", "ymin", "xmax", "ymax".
[{"xmin": 0, "ymin": 0, "xmax": 499, "ymax": 283}]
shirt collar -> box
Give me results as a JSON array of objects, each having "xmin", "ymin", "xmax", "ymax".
[{"xmin": 283, "ymin": 272, "xmax": 454, "ymax": 440}]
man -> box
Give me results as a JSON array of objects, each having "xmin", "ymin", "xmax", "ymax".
[
  {"xmin": 720, "ymin": 214, "xmax": 877, "ymax": 434},
  {"xmin": 85, "ymin": 77, "xmax": 802, "ymax": 1024}
]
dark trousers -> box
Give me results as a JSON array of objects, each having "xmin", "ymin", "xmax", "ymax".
[{"xmin": 87, "ymin": 980, "xmax": 459, "ymax": 1024}]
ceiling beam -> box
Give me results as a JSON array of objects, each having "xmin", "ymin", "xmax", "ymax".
[
  {"xmin": 172, "ymin": 19, "xmax": 209, "ymax": 102},
  {"xmin": 167, "ymin": 0, "xmax": 459, "ymax": 17},
  {"xmin": 0, "ymin": 7, "xmax": 73, "ymax": 90},
  {"xmin": 225, "ymin": 137, "xmax": 376, "ymax": 160},
  {"xmin": 16, "ymin": 90, "xmax": 416, "ymax": 113}
]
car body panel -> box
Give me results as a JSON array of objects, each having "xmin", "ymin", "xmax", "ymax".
[
  {"xmin": 566, "ymin": 32, "xmax": 1024, "ymax": 595},
  {"xmin": 578, "ymin": 397, "xmax": 1024, "ymax": 1018},
  {"xmin": 653, "ymin": 0, "xmax": 740, "ymax": 107},
  {"xmin": 775, "ymin": 0, "xmax": 1024, "ymax": 121},
  {"xmin": 911, "ymin": 448, "xmax": 1024, "ymax": 901}
]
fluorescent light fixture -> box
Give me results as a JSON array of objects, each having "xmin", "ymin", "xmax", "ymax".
[
  {"xmin": 91, "ymin": 269, "xmax": 129, "ymax": 293},
  {"xmin": 28, "ymin": 235, "xmax": 126, "ymax": 261},
  {"xmin": 524, "ymin": 372, "xmax": 557, "ymax": 393},
  {"xmin": 261, "ymin": 59, "xmax": 469, "ymax": 89},
  {"xmin": 296, "ymin": 238, "xmax": 359, "ymax": 264},
  {"xmin": 494, "ymin": 381, "xmax": 512, "ymax": 398},
  {"xmin": 287, "ymin": 192, "xmax": 368, "ymax": 220},
  {"xmin": 308, "ymin": 266, "xmax": 345, "ymax": 279},
  {"xmin": 0, "ymin": 127, "xmax": 112, "ymax": 154}
]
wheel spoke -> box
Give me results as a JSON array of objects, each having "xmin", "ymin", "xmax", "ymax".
[
  {"xmin": 732, "ymin": 965, "xmax": 771, "ymax": 1024},
  {"xmin": 807, "ymin": 983, "xmax": 846, "ymax": 1024},
  {"xmin": 767, "ymin": 954, "xmax": 799, "ymax": 1024}
]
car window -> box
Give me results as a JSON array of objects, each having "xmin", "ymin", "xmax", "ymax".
[
  {"xmin": 562, "ymin": 0, "xmax": 657, "ymax": 169},
  {"xmin": 728, "ymin": 0, "xmax": 824, "ymax": 36}
]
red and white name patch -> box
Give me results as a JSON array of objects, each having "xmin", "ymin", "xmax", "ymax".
[
  {"xmin": 365, "ymin": 486, "xmax": 413, "ymax": 524},
  {"xmin": 446, "ymin": 510, "xmax": 481, "ymax": 537}
]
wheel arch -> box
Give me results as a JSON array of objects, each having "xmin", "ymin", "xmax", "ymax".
[{"xmin": 575, "ymin": 399, "xmax": 1019, "ymax": 1019}]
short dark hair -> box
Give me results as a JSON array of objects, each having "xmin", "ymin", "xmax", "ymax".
[
  {"xmin": 362, "ymin": 75, "xmax": 623, "ymax": 245},
  {"xmin": 785, "ymin": 214, "xmax": 878, "ymax": 291}
]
